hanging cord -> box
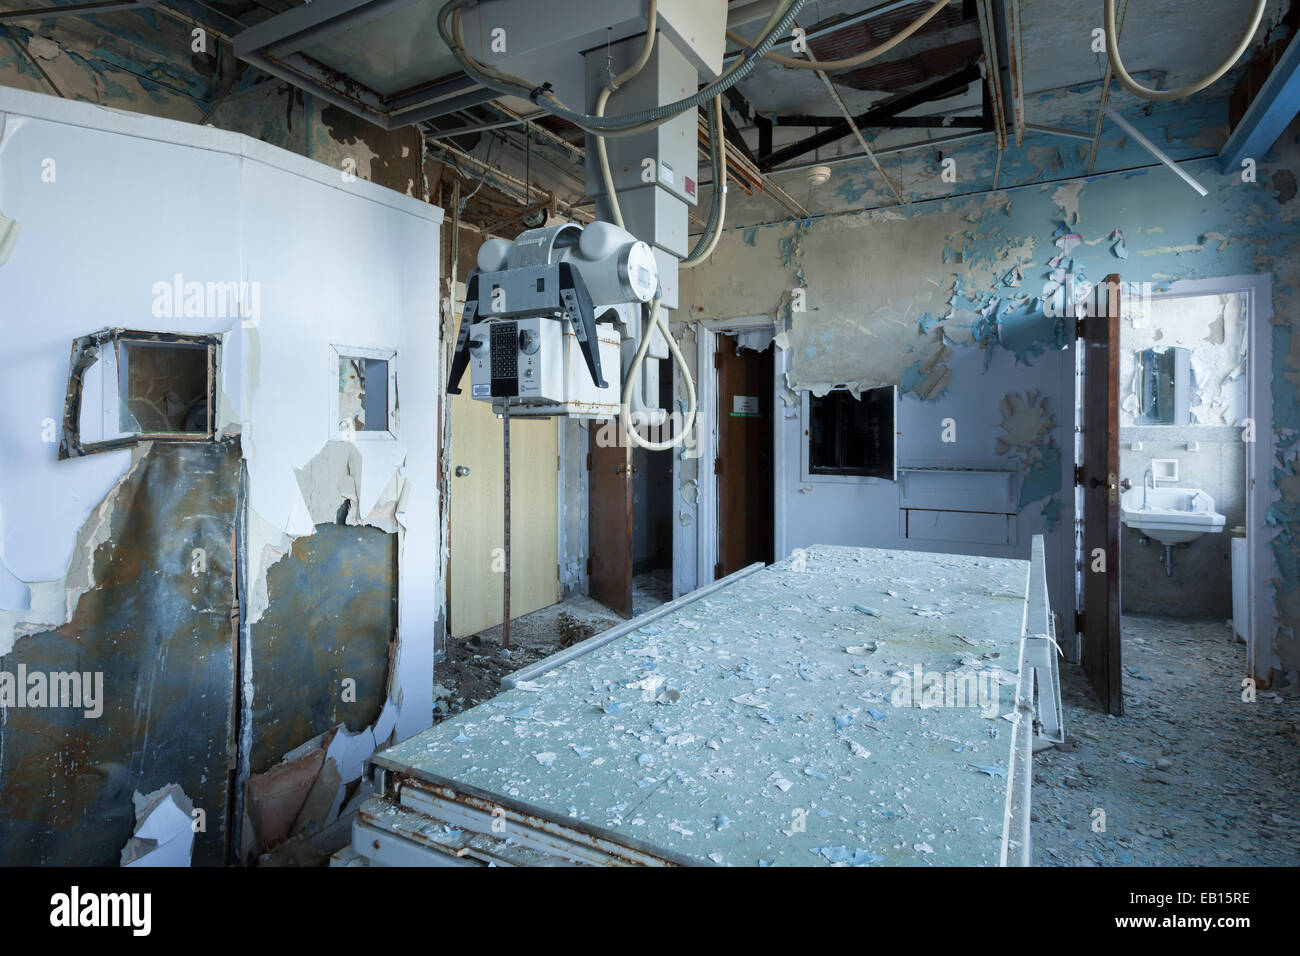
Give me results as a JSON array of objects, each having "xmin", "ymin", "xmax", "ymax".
[
  {"xmin": 595, "ymin": 0, "xmax": 660, "ymax": 228},
  {"xmin": 1104, "ymin": 0, "xmax": 1267, "ymax": 101},
  {"xmin": 620, "ymin": 297, "xmax": 698, "ymax": 452}
]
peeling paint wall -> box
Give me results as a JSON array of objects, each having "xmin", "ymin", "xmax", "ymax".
[
  {"xmin": 681, "ymin": 101, "xmax": 1300, "ymax": 677},
  {"xmin": 0, "ymin": 441, "xmax": 240, "ymax": 866},
  {"xmin": 1121, "ymin": 293, "xmax": 1249, "ymax": 427},
  {"xmin": 0, "ymin": 17, "xmax": 429, "ymax": 202},
  {"xmin": 0, "ymin": 13, "xmax": 216, "ymax": 121},
  {"xmin": 0, "ymin": 89, "xmax": 442, "ymax": 857}
]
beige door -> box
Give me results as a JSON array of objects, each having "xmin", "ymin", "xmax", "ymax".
[{"xmin": 449, "ymin": 392, "xmax": 560, "ymax": 637}]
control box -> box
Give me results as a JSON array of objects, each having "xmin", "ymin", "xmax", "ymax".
[{"xmin": 467, "ymin": 316, "xmax": 622, "ymax": 418}]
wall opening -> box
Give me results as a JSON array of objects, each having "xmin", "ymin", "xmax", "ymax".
[
  {"xmin": 331, "ymin": 345, "xmax": 397, "ymax": 440},
  {"xmin": 60, "ymin": 329, "xmax": 219, "ymax": 458},
  {"xmin": 808, "ymin": 387, "xmax": 896, "ymax": 479}
]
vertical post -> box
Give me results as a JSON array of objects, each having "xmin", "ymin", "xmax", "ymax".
[{"xmin": 502, "ymin": 401, "xmax": 512, "ymax": 650}]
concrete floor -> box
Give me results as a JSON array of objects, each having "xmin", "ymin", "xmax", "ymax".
[{"xmin": 1032, "ymin": 614, "xmax": 1299, "ymax": 866}]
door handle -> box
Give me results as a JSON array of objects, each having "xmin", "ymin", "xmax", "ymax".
[
  {"xmin": 1119, "ymin": 478, "xmax": 1132, "ymax": 491},
  {"xmin": 455, "ymin": 465, "xmax": 470, "ymax": 477}
]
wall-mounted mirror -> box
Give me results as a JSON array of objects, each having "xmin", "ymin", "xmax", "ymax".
[{"xmin": 1134, "ymin": 346, "xmax": 1191, "ymax": 425}]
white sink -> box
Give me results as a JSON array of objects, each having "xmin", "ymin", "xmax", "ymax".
[{"xmin": 1121, "ymin": 486, "xmax": 1225, "ymax": 545}]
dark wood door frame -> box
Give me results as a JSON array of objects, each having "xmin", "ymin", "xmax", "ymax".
[
  {"xmin": 715, "ymin": 334, "xmax": 775, "ymax": 577},
  {"xmin": 1078, "ymin": 274, "xmax": 1123, "ymax": 715},
  {"xmin": 588, "ymin": 421, "xmax": 633, "ymax": 617}
]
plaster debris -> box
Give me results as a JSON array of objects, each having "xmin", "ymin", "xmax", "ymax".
[{"xmin": 120, "ymin": 784, "xmax": 195, "ymax": 867}]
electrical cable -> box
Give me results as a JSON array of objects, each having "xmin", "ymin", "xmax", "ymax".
[
  {"xmin": 437, "ymin": 0, "xmax": 804, "ymax": 136},
  {"xmin": 595, "ymin": 0, "xmax": 660, "ymax": 229},
  {"xmin": 621, "ymin": 297, "xmax": 697, "ymax": 452},
  {"xmin": 1104, "ymin": 0, "xmax": 1267, "ymax": 101},
  {"xmin": 618, "ymin": 96, "xmax": 724, "ymax": 449},
  {"xmin": 682, "ymin": 96, "xmax": 727, "ymax": 267}
]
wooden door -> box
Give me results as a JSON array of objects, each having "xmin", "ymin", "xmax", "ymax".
[
  {"xmin": 588, "ymin": 420, "xmax": 633, "ymax": 617},
  {"xmin": 1077, "ymin": 274, "xmax": 1123, "ymax": 715},
  {"xmin": 716, "ymin": 335, "xmax": 774, "ymax": 576},
  {"xmin": 449, "ymin": 392, "xmax": 559, "ymax": 637}
]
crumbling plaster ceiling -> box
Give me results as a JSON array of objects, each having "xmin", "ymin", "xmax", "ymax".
[
  {"xmin": 1016, "ymin": 0, "xmax": 1293, "ymax": 100},
  {"xmin": 2, "ymin": 0, "xmax": 1294, "ymax": 223}
]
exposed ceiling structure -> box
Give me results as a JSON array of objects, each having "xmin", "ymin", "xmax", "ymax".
[{"xmin": 0, "ymin": 0, "xmax": 1294, "ymax": 228}]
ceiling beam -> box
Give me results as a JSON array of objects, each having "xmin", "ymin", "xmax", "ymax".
[
  {"xmin": 0, "ymin": 1, "xmax": 143, "ymax": 22},
  {"xmin": 811, "ymin": 65, "xmax": 905, "ymax": 205},
  {"xmin": 756, "ymin": 62, "xmax": 982, "ymax": 171},
  {"xmin": 1219, "ymin": 30, "xmax": 1300, "ymax": 173},
  {"xmin": 766, "ymin": 113, "xmax": 987, "ymax": 128},
  {"xmin": 718, "ymin": 99, "xmax": 757, "ymax": 165}
]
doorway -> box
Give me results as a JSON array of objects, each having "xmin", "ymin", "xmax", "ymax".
[
  {"xmin": 715, "ymin": 334, "xmax": 775, "ymax": 576},
  {"xmin": 632, "ymin": 356, "xmax": 675, "ymax": 595},
  {"xmin": 1117, "ymin": 279, "xmax": 1269, "ymax": 680}
]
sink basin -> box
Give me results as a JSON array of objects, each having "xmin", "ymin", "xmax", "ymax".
[{"xmin": 1120, "ymin": 486, "xmax": 1225, "ymax": 545}]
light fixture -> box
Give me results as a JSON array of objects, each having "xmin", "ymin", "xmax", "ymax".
[
  {"xmin": 805, "ymin": 164, "xmax": 832, "ymax": 187},
  {"xmin": 0, "ymin": 211, "xmax": 18, "ymax": 266}
]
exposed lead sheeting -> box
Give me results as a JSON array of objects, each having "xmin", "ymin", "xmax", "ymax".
[
  {"xmin": 0, "ymin": 442, "xmax": 240, "ymax": 866},
  {"xmin": 249, "ymin": 523, "xmax": 398, "ymax": 775}
]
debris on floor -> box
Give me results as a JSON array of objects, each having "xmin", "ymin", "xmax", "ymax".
[
  {"xmin": 434, "ymin": 571, "xmax": 671, "ymax": 722},
  {"xmin": 1032, "ymin": 614, "xmax": 1299, "ymax": 866},
  {"xmin": 243, "ymin": 700, "xmax": 400, "ymax": 867}
]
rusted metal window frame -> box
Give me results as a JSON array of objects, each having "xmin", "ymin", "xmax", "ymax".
[{"xmin": 59, "ymin": 327, "xmax": 221, "ymax": 460}]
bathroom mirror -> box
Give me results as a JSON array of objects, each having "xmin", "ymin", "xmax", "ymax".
[{"xmin": 1134, "ymin": 346, "xmax": 1191, "ymax": 425}]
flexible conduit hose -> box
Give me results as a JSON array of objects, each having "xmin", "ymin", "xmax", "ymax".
[
  {"xmin": 618, "ymin": 96, "xmax": 724, "ymax": 450},
  {"xmin": 725, "ymin": 0, "xmax": 950, "ymax": 72},
  {"xmin": 438, "ymin": 0, "xmax": 806, "ymax": 136},
  {"xmin": 682, "ymin": 97, "xmax": 727, "ymax": 268},
  {"xmin": 596, "ymin": 0, "xmax": 659, "ymax": 229},
  {"xmin": 621, "ymin": 297, "xmax": 698, "ymax": 452},
  {"xmin": 1104, "ymin": 0, "xmax": 1267, "ymax": 101}
]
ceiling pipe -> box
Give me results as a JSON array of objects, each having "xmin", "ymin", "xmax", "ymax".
[
  {"xmin": 1106, "ymin": 109, "xmax": 1209, "ymax": 197},
  {"xmin": 1026, "ymin": 123, "xmax": 1095, "ymax": 141},
  {"xmin": 974, "ymin": 0, "xmax": 1006, "ymax": 150},
  {"xmin": 1086, "ymin": 0, "xmax": 1127, "ymax": 173},
  {"xmin": 1004, "ymin": 0, "xmax": 1024, "ymax": 145}
]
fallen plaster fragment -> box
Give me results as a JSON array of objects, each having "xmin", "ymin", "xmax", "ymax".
[
  {"xmin": 247, "ymin": 746, "xmax": 326, "ymax": 848},
  {"xmin": 121, "ymin": 784, "xmax": 195, "ymax": 867},
  {"xmin": 327, "ymin": 724, "xmax": 377, "ymax": 784},
  {"xmin": 293, "ymin": 757, "xmax": 343, "ymax": 836}
]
